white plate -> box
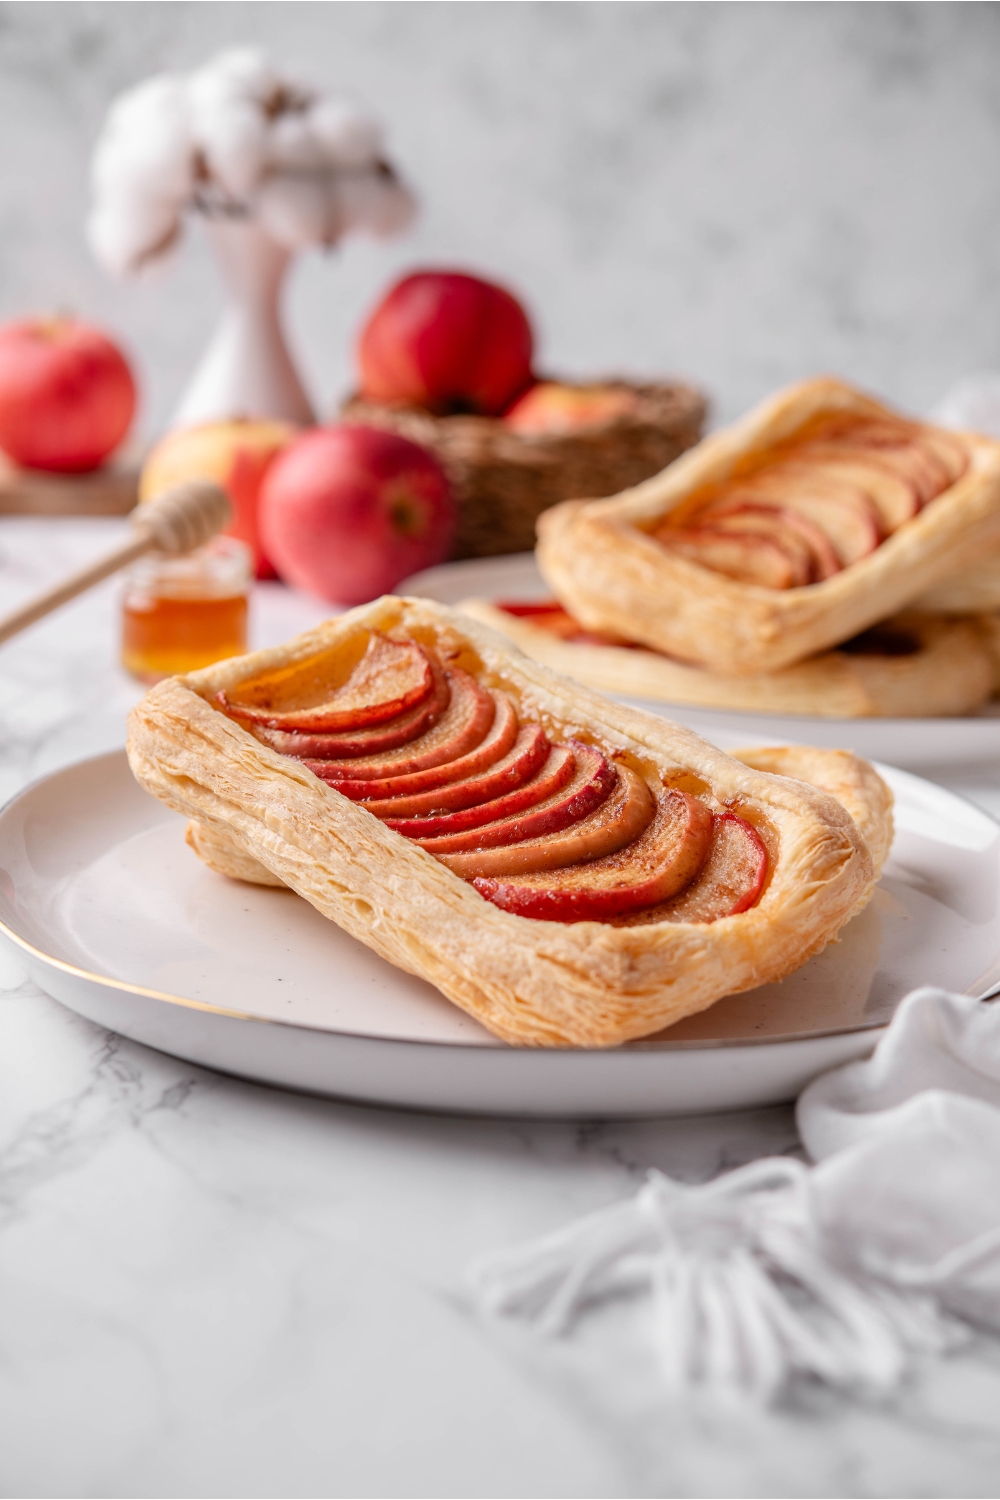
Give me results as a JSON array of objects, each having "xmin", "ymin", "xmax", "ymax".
[
  {"xmin": 1, "ymin": 751, "xmax": 999, "ymax": 1117},
  {"xmin": 401, "ymin": 554, "xmax": 1000, "ymax": 770}
]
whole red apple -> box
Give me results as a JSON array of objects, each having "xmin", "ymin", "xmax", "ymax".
[
  {"xmin": 0, "ymin": 317, "xmax": 136, "ymax": 471},
  {"xmin": 259, "ymin": 424, "xmax": 456, "ymax": 605},
  {"xmin": 358, "ymin": 270, "xmax": 534, "ymax": 417}
]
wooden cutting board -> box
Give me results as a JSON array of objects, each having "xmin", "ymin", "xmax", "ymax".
[{"xmin": 0, "ymin": 453, "xmax": 139, "ymax": 516}]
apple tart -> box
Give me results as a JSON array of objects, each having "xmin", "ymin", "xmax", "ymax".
[
  {"xmin": 458, "ymin": 599, "xmax": 995, "ymax": 718},
  {"xmin": 127, "ymin": 597, "xmax": 878, "ymax": 1048},
  {"xmin": 536, "ymin": 377, "xmax": 1000, "ymax": 676}
]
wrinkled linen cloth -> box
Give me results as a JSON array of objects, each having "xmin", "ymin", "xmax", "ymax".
[{"xmin": 470, "ymin": 988, "xmax": 1000, "ymax": 1402}]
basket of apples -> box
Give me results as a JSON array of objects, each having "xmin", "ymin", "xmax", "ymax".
[{"xmin": 343, "ymin": 270, "xmax": 707, "ymax": 558}]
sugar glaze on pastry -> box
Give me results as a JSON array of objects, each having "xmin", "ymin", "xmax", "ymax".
[{"xmin": 127, "ymin": 597, "xmax": 878, "ymax": 1048}]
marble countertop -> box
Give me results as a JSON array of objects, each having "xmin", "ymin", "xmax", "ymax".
[{"xmin": 4, "ymin": 517, "xmax": 1000, "ymax": 1498}]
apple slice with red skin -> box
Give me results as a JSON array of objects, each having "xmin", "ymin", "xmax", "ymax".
[
  {"xmin": 310, "ymin": 690, "xmax": 520, "ymax": 797},
  {"xmin": 915, "ymin": 427, "xmax": 968, "ymax": 489},
  {"xmin": 247, "ymin": 657, "xmax": 450, "ymax": 760},
  {"xmin": 654, "ymin": 526, "xmax": 803, "ymax": 588},
  {"xmin": 347, "ymin": 722, "xmax": 551, "ymax": 817},
  {"xmin": 404, "ymin": 741, "xmax": 615, "ymax": 845},
  {"xmin": 703, "ymin": 500, "xmax": 840, "ymax": 581},
  {"xmin": 734, "ymin": 468, "xmax": 881, "ymax": 566},
  {"xmin": 302, "ymin": 671, "xmax": 497, "ymax": 780},
  {"xmin": 471, "ymin": 787, "xmax": 714, "ymax": 920},
  {"xmin": 802, "ymin": 417, "xmax": 950, "ymax": 505},
  {"xmin": 785, "ymin": 446, "xmax": 919, "ymax": 533},
  {"xmin": 699, "ymin": 507, "xmax": 813, "ymax": 585},
  {"xmin": 654, "ymin": 812, "xmax": 768, "ymax": 923},
  {"xmin": 437, "ymin": 764, "xmax": 655, "ymax": 879},
  {"xmin": 389, "ymin": 742, "xmax": 579, "ymax": 839},
  {"xmin": 219, "ymin": 634, "xmax": 433, "ymax": 732}
]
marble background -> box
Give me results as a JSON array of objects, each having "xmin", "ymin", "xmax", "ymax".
[{"xmin": 0, "ymin": 2, "xmax": 998, "ymax": 437}]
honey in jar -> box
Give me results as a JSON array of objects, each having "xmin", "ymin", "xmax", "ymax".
[{"xmin": 122, "ymin": 535, "xmax": 252, "ymax": 683}]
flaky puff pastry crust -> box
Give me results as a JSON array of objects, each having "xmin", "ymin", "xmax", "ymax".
[
  {"xmin": 126, "ymin": 596, "xmax": 876, "ymax": 1048},
  {"xmin": 459, "ymin": 600, "xmax": 994, "ymax": 719},
  {"xmin": 536, "ymin": 378, "xmax": 1000, "ymax": 676}
]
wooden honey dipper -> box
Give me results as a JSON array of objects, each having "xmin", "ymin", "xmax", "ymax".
[{"xmin": 0, "ymin": 481, "xmax": 232, "ymax": 647}]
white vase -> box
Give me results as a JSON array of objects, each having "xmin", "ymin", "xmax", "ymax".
[{"xmin": 172, "ymin": 217, "xmax": 316, "ymax": 429}]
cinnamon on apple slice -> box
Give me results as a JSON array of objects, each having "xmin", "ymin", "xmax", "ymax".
[
  {"xmin": 703, "ymin": 500, "xmax": 840, "ymax": 581},
  {"xmin": 654, "ymin": 526, "xmax": 803, "ymax": 588},
  {"xmin": 351, "ymin": 723, "xmax": 551, "ymax": 816},
  {"xmin": 312, "ymin": 691, "xmax": 521, "ymax": 798},
  {"xmin": 437, "ymin": 763, "xmax": 655, "ymax": 879},
  {"xmin": 219, "ymin": 634, "xmax": 434, "ymax": 732},
  {"xmin": 405, "ymin": 741, "xmax": 616, "ymax": 845},
  {"xmin": 655, "ymin": 812, "xmax": 768, "ymax": 923},
  {"xmin": 471, "ymin": 787, "xmax": 714, "ymax": 921},
  {"xmin": 304, "ymin": 671, "xmax": 498, "ymax": 781},
  {"xmin": 248, "ymin": 657, "xmax": 450, "ymax": 760}
]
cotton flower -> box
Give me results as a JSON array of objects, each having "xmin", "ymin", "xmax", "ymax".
[{"xmin": 88, "ymin": 48, "xmax": 415, "ymax": 276}]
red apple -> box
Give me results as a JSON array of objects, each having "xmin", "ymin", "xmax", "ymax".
[
  {"xmin": 260, "ymin": 424, "xmax": 456, "ymax": 605},
  {"xmin": 504, "ymin": 382, "xmax": 639, "ymax": 436},
  {"xmin": 0, "ymin": 317, "xmax": 136, "ymax": 472},
  {"xmin": 245, "ymin": 664, "xmax": 450, "ymax": 761},
  {"xmin": 140, "ymin": 417, "xmax": 296, "ymax": 580},
  {"xmin": 357, "ymin": 270, "xmax": 534, "ymax": 416},
  {"xmin": 656, "ymin": 813, "xmax": 768, "ymax": 924}
]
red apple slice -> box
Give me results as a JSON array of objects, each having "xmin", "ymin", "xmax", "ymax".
[
  {"xmin": 437, "ymin": 764, "xmax": 655, "ymax": 879},
  {"xmin": 804, "ymin": 417, "xmax": 948, "ymax": 504},
  {"xmin": 219, "ymin": 634, "xmax": 433, "ymax": 732},
  {"xmin": 655, "ymin": 812, "xmax": 768, "ymax": 923},
  {"xmin": 785, "ymin": 447, "xmax": 919, "ymax": 533},
  {"xmin": 350, "ymin": 723, "xmax": 551, "ymax": 817},
  {"xmin": 703, "ymin": 500, "xmax": 841, "ymax": 581},
  {"xmin": 735, "ymin": 468, "xmax": 881, "ymax": 565},
  {"xmin": 247, "ymin": 658, "xmax": 450, "ymax": 760},
  {"xmin": 915, "ymin": 426, "xmax": 968, "ymax": 489},
  {"xmin": 406, "ymin": 741, "xmax": 616, "ymax": 845},
  {"xmin": 310, "ymin": 690, "xmax": 520, "ymax": 797},
  {"xmin": 302, "ymin": 671, "xmax": 497, "ymax": 780},
  {"xmin": 654, "ymin": 526, "xmax": 803, "ymax": 588},
  {"xmin": 388, "ymin": 742, "xmax": 579, "ymax": 839},
  {"xmin": 471, "ymin": 787, "xmax": 714, "ymax": 920},
  {"xmin": 700, "ymin": 507, "xmax": 813, "ymax": 585}
]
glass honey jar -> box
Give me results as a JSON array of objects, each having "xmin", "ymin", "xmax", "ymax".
[{"xmin": 121, "ymin": 535, "xmax": 252, "ymax": 683}]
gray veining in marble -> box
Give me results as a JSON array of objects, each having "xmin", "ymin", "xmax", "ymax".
[{"xmin": 0, "ymin": 3, "xmax": 998, "ymax": 439}]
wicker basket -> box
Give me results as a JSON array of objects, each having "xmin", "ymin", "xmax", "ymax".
[{"xmin": 341, "ymin": 380, "xmax": 707, "ymax": 558}]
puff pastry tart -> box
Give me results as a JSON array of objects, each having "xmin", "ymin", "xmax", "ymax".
[
  {"xmin": 459, "ymin": 599, "xmax": 994, "ymax": 719},
  {"xmin": 536, "ymin": 377, "xmax": 1000, "ymax": 676},
  {"xmin": 127, "ymin": 597, "xmax": 878, "ymax": 1048}
]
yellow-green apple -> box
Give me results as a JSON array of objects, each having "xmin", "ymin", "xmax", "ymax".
[{"xmin": 140, "ymin": 416, "xmax": 297, "ymax": 578}]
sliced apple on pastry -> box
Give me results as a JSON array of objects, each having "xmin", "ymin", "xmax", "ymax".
[
  {"xmin": 400, "ymin": 741, "xmax": 617, "ymax": 845},
  {"xmin": 700, "ymin": 501, "xmax": 840, "ymax": 582},
  {"xmin": 350, "ymin": 722, "xmax": 551, "ymax": 816},
  {"xmin": 655, "ymin": 812, "xmax": 769, "ymax": 924},
  {"xmin": 734, "ymin": 467, "xmax": 882, "ymax": 566},
  {"xmin": 437, "ymin": 763, "xmax": 656, "ymax": 879},
  {"xmin": 219, "ymin": 634, "xmax": 434, "ymax": 732},
  {"xmin": 247, "ymin": 659, "xmax": 450, "ymax": 759},
  {"xmin": 470, "ymin": 787, "xmax": 716, "ymax": 921},
  {"xmin": 784, "ymin": 448, "xmax": 920, "ymax": 533},
  {"xmin": 653, "ymin": 526, "xmax": 805, "ymax": 588},
  {"xmin": 304, "ymin": 671, "xmax": 499, "ymax": 783}
]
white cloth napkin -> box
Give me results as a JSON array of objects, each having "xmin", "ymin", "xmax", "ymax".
[{"xmin": 470, "ymin": 988, "xmax": 1000, "ymax": 1403}]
